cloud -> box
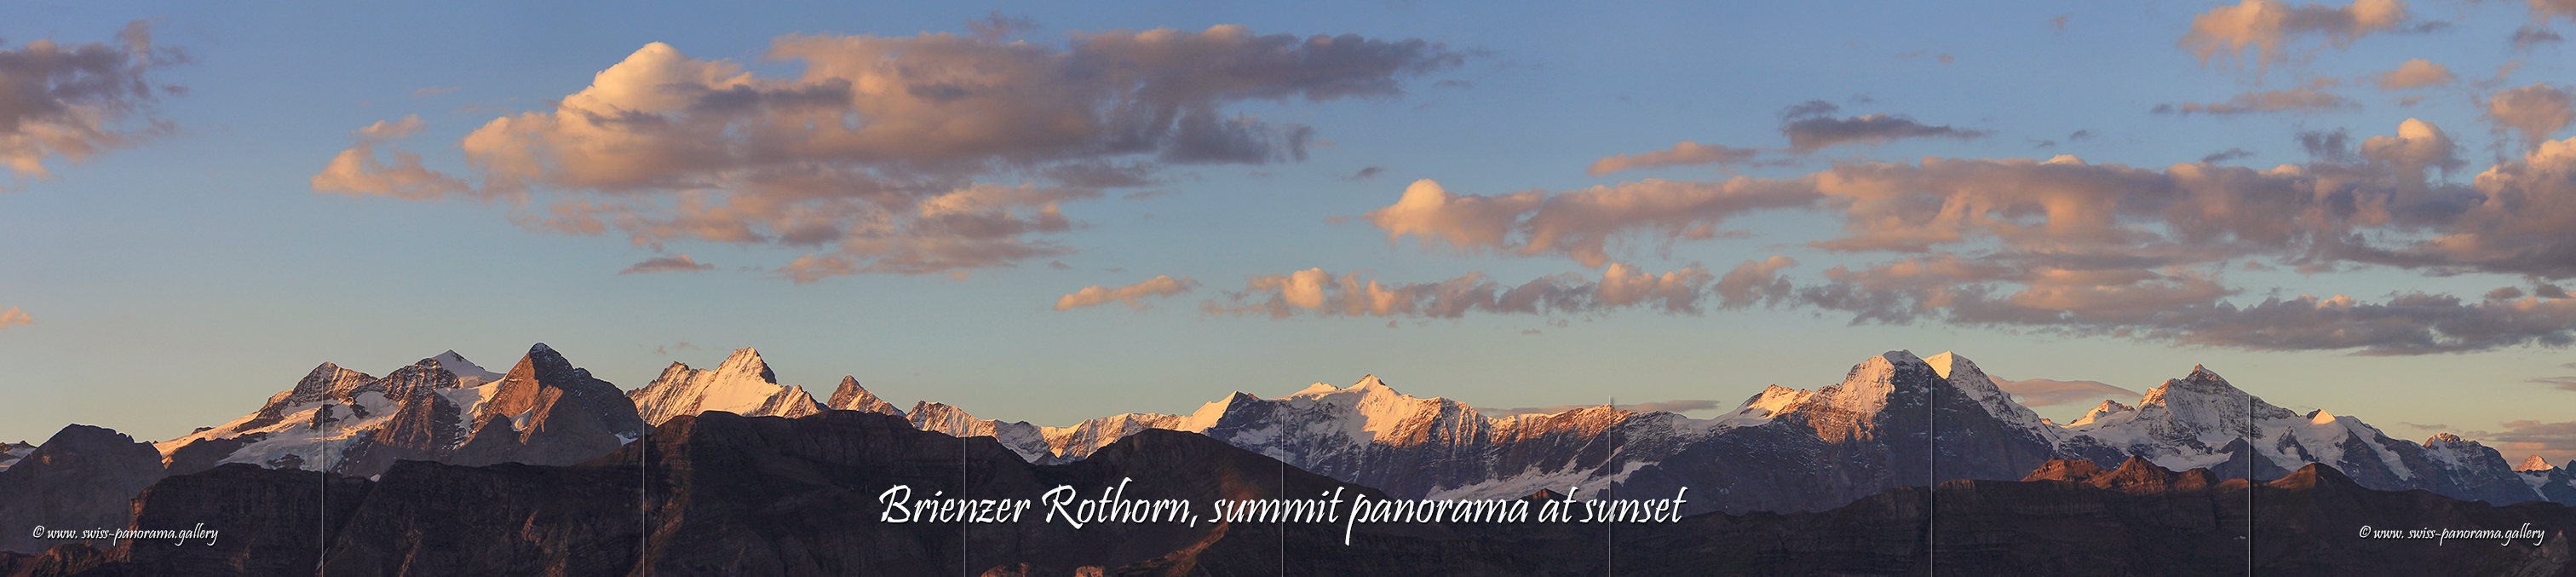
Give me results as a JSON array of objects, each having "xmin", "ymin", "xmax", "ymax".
[
  {"xmin": 311, "ymin": 115, "xmax": 471, "ymax": 199},
  {"xmin": 2372, "ymin": 59, "xmax": 2455, "ymax": 89},
  {"xmin": 653, "ymin": 342, "xmax": 698, "ymax": 355},
  {"xmin": 1587, "ymin": 141, "xmax": 1763, "ymax": 175},
  {"xmin": 1361, "ymin": 178, "xmax": 1813, "ymax": 267},
  {"xmin": 2179, "ymin": 0, "xmax": 2411, "ymax": 70},
  {"xmin": 618, "ymin": 254, "xmax": 715, "ymax": 274},
  {"xmin": 2512, "ymin": 26, "xmax": 2566, "ymax": 49},
  {"xmin": 2487, "ymin": 84, "xmax": 2575, "ymax": 150},
  {"xmin": 1992, "ymin": 377, "xmax": 2142, "ymax": 407},
  {"xmin": 1482, "ymin": 399, "xmax": 1723, "ymax": 417},
  {"xmin": 0, "ymin": 20, "xmax": 185, "ymax": 186},
  {"xmin": 1053, "ymin": 274, "xmax": 1201, "ymax": 310},
  {"xmin": 965, "ymin": 10, "xmax": 1039, "ymax": 41},
  {"xmin": 315, "ymin": 26, "xmax": 1463, "ymax": 279},
  {"xmin": 1366, "ymin": 118, "xmax": 2576, "ymax": 355},
  {"xmin": 2357, "ymin": 118, "xmax": 2464, "ymax": 176},
  {"xmin": 1351, "ymin": 165, "xmax": 1383, "ymax": 180},
  {"xmin": 2508, "ymin": 0, "xmax": 2576, "ymax": 24},
  {"xmin": 1200, "ymin": 263, "xmax": 1721, "ymax": 319},
  {"xmin": 2151, "ymin": 88, "xmax": 2358, "ymax": 115},
  {"xmin": 2472, "ymin": 419, "xmax": 2576, "ymax": 464},
  {"xmin": 1780, "ymin": 113, "xmax": 1989, "ymax": 152},
  {"xmin": 2202, "ymin": 147, "xmax": 2257, "ymax": 163},
  {"xmin": 1713, "ymin": 256, "xmax": 1797, "ymax": 309},
  {"xmin": 0, "ymin": 307, "xmax": 29, "ymax": 328},
  {"xmin": 2530, "ymin": 376, "xmax": 2576, "ymax": 391}
]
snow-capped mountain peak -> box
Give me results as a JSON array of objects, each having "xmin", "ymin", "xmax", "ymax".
[
  {"xmin": 2068, "ymin": 399, "xmax": 2135, "ymax": 427},
  {"xmin": 628, "ymin": 347, "xmax": 822, "ymax": 425},
  {"xmin": 2519, "ymin": 455, "xmax": 2558, "ymax": 472},
  {"xmin": 430, "ymin": 350, "xmax": 504, "ymax": 387},
  {"xmin": 1924, "ymin": 351, "xmax": 2056, "ymax": 440}
]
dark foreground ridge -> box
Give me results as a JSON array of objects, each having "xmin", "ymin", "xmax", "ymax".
[{"xmin": 3, "ymin": 411, "xmax": 2570, "ymax": 576}]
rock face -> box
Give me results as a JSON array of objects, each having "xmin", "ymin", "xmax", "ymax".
[
  {"xmin": 0, "ymin": 441, "xmax": 36, "ymax": 471},
  {"xmin": 0, "ymin": 425, "xmax": 170, "ymax": 554},
  {"xmin": 153, "ymin": 344, "xmax": 642, "ymax": 479},
  {"xmin": 33, "ymin": 411, "xmax": 1392, "ymax": 577},
  {"xmin": 626, "ymin": 347, "xmax": 824, "ymax": 426}
]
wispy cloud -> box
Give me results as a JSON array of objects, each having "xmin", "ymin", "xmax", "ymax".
[
  {"xmin": 1200, "ymin": 263, "xmax": 1723, "ymax": 320},
  {"xmin": 2152, "ymin": 87, "xmax": 2357, "ymax": 115},
  {"xmin": 2530, "ymin": 376, "xmax": 2576, "ymax": 392},
  {"xmin": 1054, "ymin": 275, "xmax": 1201, "ymax": 310},
  {"xmin": 0, "ymin": 307, "xmax": 30, "ymax": 329},
  {"xmin": 1992, "ymin": 377, "xmax": 2141, "ymax": 407},
  {"xmin": 1587, "ymin": 141, "xmax": 1762, "ymax": 175},
  {"xmin": 618, "ymin": 254, "xmax": 714, "ymax": 274}
]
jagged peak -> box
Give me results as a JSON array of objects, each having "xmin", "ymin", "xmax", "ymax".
[
  {"xmin": 2518, "ymin": 455, "xmax": 2557, "ymax": 472},
  {"xmin": 826, "ymin": 376, "xmax": 903, "ymax": 417},
  {"xmin": 2135, "ymin": 363, "xmax": 2294, "ymax": 419},
  {"xmin": 2424, "ymin": 432, "xmax": 2470, "ymax": 447}
]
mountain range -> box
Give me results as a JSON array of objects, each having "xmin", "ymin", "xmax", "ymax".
[
  {"xmin": 4, "ymin": 410, "xmax": 2569, "ymax": 576},
  {"xmin": 3, "ymin": 343, "xmax": 2570, "ymax": 558}
]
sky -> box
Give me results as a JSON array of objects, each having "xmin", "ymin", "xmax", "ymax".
[{"xmin": 3, "ymin": 0, "xmax": 2574, "ymax": 464}]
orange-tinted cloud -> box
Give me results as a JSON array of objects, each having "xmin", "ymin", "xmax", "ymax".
[
  {"xmin": 317, "ymin": 26, "xmax": 1463, "ymax": 279},
  {"xmin": 1201, "ymin": 263, "xmax": 1720, "ymax": 319},
  {"xmin": 2180, "ymin": 0, "xmax": 2411, "ymax": 69},
  {"xmin": 2487, "ymin": 84, "xmax": 2575, "ymax": 150},
  {"xmin": 0, "ymin": 307, "xmax": 29, "ymax": 329},
  {"xmin": 311, "ymin": 116, "xmax": 470, "ymax": 199},
  {"xmin": 2372, "ymin": 59, "xmax": 2456, "ymax": 89},
  {"xmin": 1361, "ymin": 118, "xmax": 2576, "ymax": 354},
  {"xmin": 1053, "ymin": 275, "xmax": 1200, "ymax": 310},
  {"xmin": 1992, "ymin": 378, "xmax": 2141, "ymax": 407},
  {"xmin": 1586, "ymin": 141, "xmax": 1762, "ymax": 176}
]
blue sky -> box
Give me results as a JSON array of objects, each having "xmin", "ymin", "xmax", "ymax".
[{"xmin": 4, "ymin": 0, "xmax": 2574, "ymax": 462}]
